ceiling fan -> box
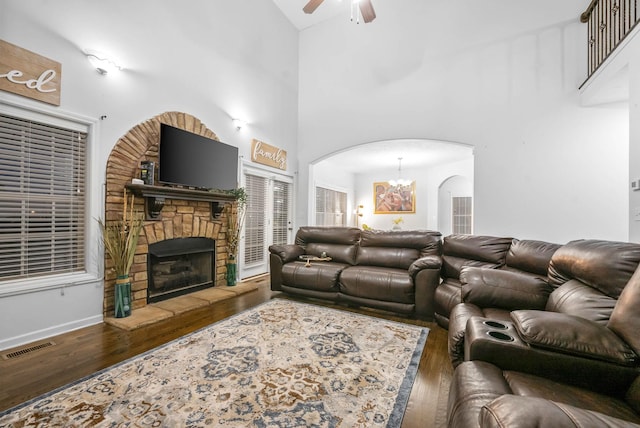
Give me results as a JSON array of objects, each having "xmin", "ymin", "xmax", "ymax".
[{"xmin": 303, "ymin": 0, "xmax": 377, "ymax": 24}]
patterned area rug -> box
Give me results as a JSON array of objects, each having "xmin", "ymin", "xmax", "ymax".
[{"xmin": 0, "ymin": 299, "xmax": 428, "ymax": 427}]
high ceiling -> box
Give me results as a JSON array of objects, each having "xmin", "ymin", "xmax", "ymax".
[{"xmin": 271, "ymin": 1, "xmax": 475, "ymax": 173}]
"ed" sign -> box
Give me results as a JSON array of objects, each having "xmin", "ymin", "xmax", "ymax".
[{"xmin": 0, "ymin": 39, "xmax": 61, "ymax": 106}]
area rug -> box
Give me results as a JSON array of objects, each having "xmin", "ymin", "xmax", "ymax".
[{"xmin": 0, "ymin": 299, "xmax": 428, "ymax": 427}]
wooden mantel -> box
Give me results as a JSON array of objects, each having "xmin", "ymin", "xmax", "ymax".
[{"xmin": 125, "ymin": 183, "xmax": 235, "ymax": 220}]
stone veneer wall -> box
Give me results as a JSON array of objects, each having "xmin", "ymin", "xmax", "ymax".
[{"xmin": 103, "ymin": 112, "xmax": 231, "ymax": 317}]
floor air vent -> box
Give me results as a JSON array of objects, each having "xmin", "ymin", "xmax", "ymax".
[{"xmin": 2, "ymin": 341, "xmax": 56, "ymax": 360}]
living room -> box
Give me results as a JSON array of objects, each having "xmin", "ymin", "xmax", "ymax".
[{"xmin": 1, "ymin": 0, "xmax": 640, "ymax": 426}]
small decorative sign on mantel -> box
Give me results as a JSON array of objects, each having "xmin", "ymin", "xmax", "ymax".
[
  {"xmin": 0, "ymin": 39, "xmax": 61, "ymax": 106},
  {"xmin": 251, "ymin": 139, "xmax": 287, "ymax": 171}
]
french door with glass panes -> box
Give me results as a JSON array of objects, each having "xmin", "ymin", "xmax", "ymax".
[{"xmin": 239, "ymin": 167, "xmax": 293, "ymax": 279}]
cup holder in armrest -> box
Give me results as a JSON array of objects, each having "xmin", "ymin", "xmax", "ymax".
[
  {"xmin": 483, "ymin": 320, "xmax": 508, "ymax": 330},
  {"xmin": 487, "ymin": 331, "xmax": 515, "ymax": 342}
]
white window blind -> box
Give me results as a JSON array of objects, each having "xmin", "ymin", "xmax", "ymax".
[
  {"xmin": 0, "ymin": 113, "xmax": 87, "ymax": 280},
  {"xmin": 315, "ymin": 187, "xmax": 347, "ymax": 226},
  {"xmin": 272, "ymin": 180, "xmax": 291, "ymax": 245},
  {"xmin": 452, "ymin": 196, "xmax": 473, "ymax": 234},
  {"xmin": 244, "ymin": 174, "xmax": 267, "ymax": 265}
]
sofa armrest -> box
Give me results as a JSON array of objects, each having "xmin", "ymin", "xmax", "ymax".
[
  {"xmin": 480, "ymin": 395, "xmax": 640, "ymax": 428},
  {"xmin": 268, "ymin": 244, "xmax": 305, "ymax": 263},
  {"xmin": 511, "ymin": 310, "xmax": 638, "ymax": 365},
  {"xmin": 408, "ymin": 255, "xmax": 442, "ymax": 278},
  {"xmin": 460, "ymin": 267, "xmax": 552, "ymax": 310}
]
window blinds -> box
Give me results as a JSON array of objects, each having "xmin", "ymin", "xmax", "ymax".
[
  {"xmin": 243, "ymin": 174, "xmax": 267, "ymax": 265},
  {"xmin": 0, "ymin": 113, "xmax": 87, "ymax": 280},
  {"xmin": 272, "ymin": 180, "xmax": 291, "ymax": 246}
]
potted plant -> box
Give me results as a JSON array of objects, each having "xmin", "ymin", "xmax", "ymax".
[
  {"xmin": 224, "ymin": 188, "xmax": 247, "ymax": 286},
  {"xmin": 392, "ymin": 216, "xmax": 404, "ymax": 230},
  {"xmin": 99, "ymin": 192, "xmax": 144, "ymax": 317}
]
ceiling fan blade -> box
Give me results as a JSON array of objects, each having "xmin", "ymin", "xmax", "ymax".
[
  {"xmin": 359, "ymin": 0, "xmax": 376, "ymax": 23},
  {"xmin": 303, "ymin": 0, "xmax": 324, "ymax": 14}
]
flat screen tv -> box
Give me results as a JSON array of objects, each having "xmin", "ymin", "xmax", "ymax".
[{"xmin": 158, "ymin": 124, "xmax": 239, "ymax": 190}]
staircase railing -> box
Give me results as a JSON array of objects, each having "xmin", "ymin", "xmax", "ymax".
[{"xmin": 581, "ymin": 0, "xmax": 639, "ymax": 77}]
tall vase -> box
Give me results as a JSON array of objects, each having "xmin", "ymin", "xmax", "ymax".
[
  {"xmin": 114, "ymin": 274, "xmax": 132, "ymax": 318},
  {"xmin": 226, "ymin": 258, "xmax": 237, "ymax": 286}
]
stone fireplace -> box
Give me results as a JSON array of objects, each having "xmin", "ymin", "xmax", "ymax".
[{"xmin": 103, "ymin": 112, "xmax": 234, "ymax": 317}]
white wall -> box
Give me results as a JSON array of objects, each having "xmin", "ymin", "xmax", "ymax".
[
  {"xmin": 352, "ymin": 157, "xmax": 473, "ymax": 232},
  {"xmin": 0, "ymin": 0, "xmax": 299, "ymax": 349},
  {"xmin": 297, "ymin": 0, "xmax": 629, "ymax": 244}
]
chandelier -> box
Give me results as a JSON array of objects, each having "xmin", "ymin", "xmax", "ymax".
[{"xmin": 388, "ymin": 157, "xmax": 412, "ymax": 187}]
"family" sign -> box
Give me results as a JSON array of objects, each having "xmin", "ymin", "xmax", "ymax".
[
  {"xmin": 0, "ymin": 39, "xmax": 61, "ymax": 106},
  {"xmin": 251, "ymin": 139, "xmax": 287, "ymax": 171}
]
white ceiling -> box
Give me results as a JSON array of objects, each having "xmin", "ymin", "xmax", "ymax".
[{"xmin": 272, "ymin": 0, "xmax": 351, "ymax": 30}]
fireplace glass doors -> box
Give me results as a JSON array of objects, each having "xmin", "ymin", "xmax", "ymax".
[{"xmin": 147, "ymin": 237, "xmax": 215, "ymax": 303}]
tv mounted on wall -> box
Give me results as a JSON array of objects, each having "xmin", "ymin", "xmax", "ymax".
[{"xmin": 158, "ymin": 123, "xmax": 239, "ymax": 191}]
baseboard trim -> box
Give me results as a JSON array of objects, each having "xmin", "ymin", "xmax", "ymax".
[{"xmin": 0, "ymin": 315, "xmax": 103, "ymax": 352}]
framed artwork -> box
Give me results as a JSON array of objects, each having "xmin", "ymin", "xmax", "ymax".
[{"xmin": 373, "ymin": 181, "xmax": 416, "ymax": 214}]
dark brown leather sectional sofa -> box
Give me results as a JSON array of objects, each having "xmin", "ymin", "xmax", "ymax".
[{"xmin": 269, "ymin": 228, "xmax": 640, "ymax": 427}]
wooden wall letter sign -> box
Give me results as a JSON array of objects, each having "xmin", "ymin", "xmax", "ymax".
[
  {"xmin": 0, "ymin": 39, "xmax": 61, "ymax": 106},
  {"xmin": 251, "ymin": 139, "xmax": 287, "ymax": 170}
]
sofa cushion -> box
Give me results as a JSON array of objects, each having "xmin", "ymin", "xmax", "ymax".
[
  {"xmin": 360, "ymin": 229, "xmax": 442, "ymax": 256},
  {"xmin": 444, "ymin": 235, "xmax": 512, "ymax": 266},
  {"xmin": 281, "ymin": 261, "xmax": 349, "ymax": 292},
  {"xmin": 546, "ymin": 280, "xmax": 618, "ymax": 324},
  {"xmin": 627, "ymin": 376, "xmax": 640, "ymax": 415},
  {"xmin": 306, "ymin": 242, "xmax": 358, "ymax": 265},
  {"xmin": 460, "ymin": 267, "xmax": 552, "ymax": 310},
  {"xmin": 339, "ymin": 265, "xmax": 414, "ymax": 304},
  {"xmin": 503, "ymin": 370, "xmax": 640, "ymax": 422},
  {"xmin": 450, "ymin": 361, "xmax": 640, "ymax": 427},
  {"xmin": 480, "ymin": 395, "xmax": 640, "ymax": 428},
  {"xmin": 356, "ymin": 246, "xmax": 419, "ymax": 270},
  {"xmin": 442, "ymin": 257, "xmax": 502, "ymax": 280},
  {"xmin": 505, "ymin": 239, "xmax": 561, "ymax": 277},
  {"xmin": 548, "ymin": 239, "xmax": 640, "ymax": 298},
  {"xmin": 356, "ymin": 229, "xmax": 441, "ymax": 269},
  {"xmin": 511, "ymin": 310, "xmax": 637, "ymax": 365},
  {"xmin": 295, "ymin": 227, "xmax": 360, "ymax": 264},
  {"xmin": 295, "ymin": 226, "xmax": 361, "ymax": 246},
  {"xmin": 608, "ymin": 265, "xmax": 640, "ymax": 357}
]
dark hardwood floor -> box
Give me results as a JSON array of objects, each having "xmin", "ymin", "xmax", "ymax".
[{"xmin": 0, "ymin": 275, "xmax": 452, "ymax": 427}]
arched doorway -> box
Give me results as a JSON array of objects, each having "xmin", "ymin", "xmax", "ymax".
[{"xmin": 312, "ymin": 139, "xmax": 474, "ymax": 231}]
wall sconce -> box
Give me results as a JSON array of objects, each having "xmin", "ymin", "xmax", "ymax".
[
  {"xmin": 354, "ymin": 204, "xmax": 364, "ymax": 227},
  {"xmin": 85, "ymin": 51, "xmax": 122, "ymax": 75},
  {"xmin": 232, "ymin": 118, "xmax": 246, "ymax": 131}
]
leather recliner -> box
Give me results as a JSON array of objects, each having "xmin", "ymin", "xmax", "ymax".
[
  {"xmin": 447, "ymin": 238, "xmax": 561, "ymax": 366},
  {"xmin": 434, "ymin": 234, "xmax": 513, "ymax": 328}
]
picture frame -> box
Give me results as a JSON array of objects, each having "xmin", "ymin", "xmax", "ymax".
[{"xmin": 373, "ymin": 181, "xmax": 416, "ymax": 214}]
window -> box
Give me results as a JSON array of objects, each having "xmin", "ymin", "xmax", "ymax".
[
  {"xmin": 0, "ymin": 113, "xmax": 87, "ymax": 281},
  {"xmin": 452, "ymin": 196, "xmax": 473, "ymax": 234},
  {"xmin": 315, "ymin": 187, "xmax": 347, "ymax": 226}
]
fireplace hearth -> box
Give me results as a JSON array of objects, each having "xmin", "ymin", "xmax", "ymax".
[{"xmin": 147, "ymin": 237, "xmax": 215, "ymax": 303}]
